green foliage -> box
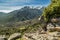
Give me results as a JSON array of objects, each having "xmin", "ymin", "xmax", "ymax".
[
  {"xmin": 43, "ymin": 0, "xmax": 60, "ymax": 22},
  {"xmin": 0, "ymin": 27, "xmax": 20, "ymax": 35},
  {"xmin": 0, "ymin": 6, "xmax": 43, "ymax": 24}
]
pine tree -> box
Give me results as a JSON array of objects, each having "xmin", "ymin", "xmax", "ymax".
[
  {"xmin": 42, "ymin": 0, "xmax": 60, "ymax": 31},
  {"xmin": 43, "ymin": 0, "xmax": 60, "ymax": 22}
]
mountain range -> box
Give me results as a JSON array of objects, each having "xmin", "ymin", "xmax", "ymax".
[{"xmin": 0, "ymin": 6, "xmax": 44, "ymax": 24}]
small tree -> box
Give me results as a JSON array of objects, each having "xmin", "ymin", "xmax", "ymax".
[{"xmin": 42, "ymin": 0, "xmax": 60, "ymax": 31}]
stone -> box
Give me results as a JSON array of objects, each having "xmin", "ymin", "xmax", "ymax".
[
  {"xmin": 0, "ymin": 35, "xmax": 7, "ymax": 40},
  {"xmin": 8, "ymin": 33, "xmax": 21, "ymax": 40}
]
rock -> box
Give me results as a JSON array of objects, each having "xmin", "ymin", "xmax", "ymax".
[
  {"xmin": 47, "ymin": 23, "xmax": 55, "ymax": 31},
  {"xmin": 22, "ymin": 31, "xmax": 49, "ymax": 40},
  {"xmin": 47, "ymin": 23, "xmax": 54, "ymax": 27},
  {"xmin": 8, "ymin": 33, "xmax": 21, "ymax": 40},
  {"xmin": 51, "ymin": 18, "xmax": 60, "ymax": 23},
  {"xmin": 0, "ymin": 35, "xmax": 7, "ymax": 40},
  {"xmin": 22, "ymin": 30, "xmax": 60, "ymax": 40}
]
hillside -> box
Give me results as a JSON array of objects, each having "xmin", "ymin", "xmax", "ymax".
[
  {"xmin": 0, "ymin": 12, "xmax": 8, "ymax": 24},
  {"xmin": 0, "ymin": 0, "xmax": 60, "ymax": 40},
  {"xmin": 0, "ymin": 6, "xmax": 44, "ymax": 24},
  {"xmin": 7, "ymin": 6, "xmax": 44, "ymax": 22}
]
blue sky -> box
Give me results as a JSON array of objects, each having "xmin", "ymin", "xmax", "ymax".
[{"xmin": 0, "ymin": 0, "xmax": 51, "ymax": 13}]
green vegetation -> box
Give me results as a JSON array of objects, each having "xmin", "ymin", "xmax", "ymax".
[
  {"xmin": 43, "ymin": 0, "xmax": 60, "ymax": 22},
  {"xmin": 0, "ymin": 0, "xmax": 60, "ymax": 40},
  {"xmin": 0, "ymin": 0, "xmax": 60, "ymax": 36},
  {"xmin": 0, "ymin": 22, "xmax": 41, "ymax": 40},
  {"xmin": 0, "ymin": 6, "xmax": 44, "ymax": 36},
  {"xmin": 0, "ymin": 6, "xmax": 43, "ymax": 24}
]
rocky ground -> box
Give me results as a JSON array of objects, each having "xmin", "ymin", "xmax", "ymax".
[
  {"xmin": 21, "ymin": 23, "xmax": 60, "ymax": 40},
  {"xmin": 0, "ymin": 28, "xmax": 60, "ymax": 40},
  {"xmin": 22, "ymin": 31, "xmax": 60, "ymax": 40},
  {"xmin": 1, "ymin": 22, "xmax": 60, "ymax": 40}
]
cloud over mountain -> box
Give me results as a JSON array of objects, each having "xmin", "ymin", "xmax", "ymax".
[{"xmin": 0, "ymin": 0, "xmax": 51, "ymax": 13}]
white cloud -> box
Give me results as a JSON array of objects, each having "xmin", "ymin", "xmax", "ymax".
[
  {"xmin": 0, "ymin": 5, "xmax": 43, "ymax": 13},
  {"xmin": 0, "ymin": 10, "xmax": 13, "ymax": 13},
  {"xmin": 0, "ymin": 6, "xmax": 24, "ymax": 10},
  {"xmin": 0, "ymin": 0, "xmax": 49, "ymax": 13},
  {"xmin": 0, "ymin": 6, "xmax": 24, "ymax": 13}
]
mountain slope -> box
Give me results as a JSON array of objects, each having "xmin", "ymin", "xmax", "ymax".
[
  {"xmin": 0, "ymin": 6, "xmax": 44, "ymax": 24},
  {"xmin": 7, "ymin": 6, "xmax": 44, "ymax": 22},
  {"xmin": 0, "ymin": 12, "xmax": 8, "ymax": 24}
]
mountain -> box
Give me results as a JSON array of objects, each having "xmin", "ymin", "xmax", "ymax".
[
  {"xmin": 0, "ymin": 12, "xmax": 8, "ymax": 24},
  {"xmin": 7, "ymin": 6, "xmax": 44, "ymax": 22},
  {"xmin": 0, "ymin": 6, "xmax": 44, "ymax": 24}
]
